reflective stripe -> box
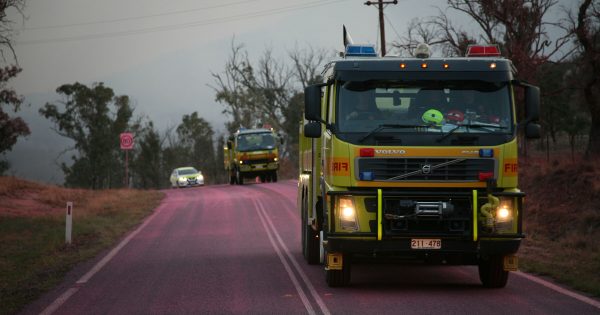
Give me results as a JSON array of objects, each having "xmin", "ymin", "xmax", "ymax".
[
  {"xmin": 473, "ymin": 189, "xmax": 478, "ymax": 242},
  {"xmin": 377, "ymin": 189, "xmax": 382, "ymax": 241}
]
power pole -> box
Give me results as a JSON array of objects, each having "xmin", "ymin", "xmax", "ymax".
[{"xmin": 364, "ymin": 0, "xmax": 398, "ymax": 56}]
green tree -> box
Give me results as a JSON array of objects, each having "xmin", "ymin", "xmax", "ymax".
[
  {"xmin": 39, "ymin": 82, "xmax": 135, "ymax": 189},
  {"xmin": 0, "ymin": 0, "xmax": 29, "ymax": 174},
  {"xmin": 175, "ymin": 112, "xmax": 216, "ymax": 183},
  {"xmin": 132, "ymin": 121, "xmax": 162, "ymax": 189}
]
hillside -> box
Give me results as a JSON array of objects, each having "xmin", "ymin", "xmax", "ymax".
[
  {"xmin": 0, "ymin": 177, "xmax": 164, "ymax": 315},
  {"xmin": 519, "ymin": 154, "xmax": 600, "ymax": 296}
]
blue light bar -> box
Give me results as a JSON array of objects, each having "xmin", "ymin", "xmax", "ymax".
[
  {"xmin": 479, "ymin": 149, "xmax": 494, "ymax": 158},
  {"xmin": 345, "ymin": 44, "xmax": 378, "ymax": 57}
]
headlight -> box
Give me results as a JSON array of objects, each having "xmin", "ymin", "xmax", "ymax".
[
  {"xmin": 496, "ymin": 205, "xmax": 511, "ymax": 221},
  {"xmin": 495, "ymin": 197, "xmax": 515, "ymax": 232},
  {"xmin": 337, "ymin": 196, "xmax": 359, "ymax": 231},
  {"xmin": 197, "ymin": 175, "xmax": 204, "ymax": 181},
  {"xmin": 178, "ymin": 177, "xmax": 187, "ymax": 183}
]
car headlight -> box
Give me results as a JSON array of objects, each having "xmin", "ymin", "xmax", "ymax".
[
  {"xmin": 197, "ymin": 175, "xmax": 204, "ymax": 181},
  {"xmin": 337, "ymin": 196, "xmax": 359, "ymax": 231},
  {"xmin": 178, "ymin": 177, "xmax": 187, "ymax": 183}
]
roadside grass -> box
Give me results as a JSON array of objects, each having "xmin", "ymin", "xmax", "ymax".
[
  {"xmin": 0, "ymin": 177, "xmax": 164, "ymax": 315},
  {"xmin": 518, "ymin": 154, "xmax": 600, "ymax": 297}
]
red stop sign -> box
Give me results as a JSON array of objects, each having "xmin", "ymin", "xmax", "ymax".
[{"xmin": 120, "ymin": 133, "xmax": 134, "ymax": 150}]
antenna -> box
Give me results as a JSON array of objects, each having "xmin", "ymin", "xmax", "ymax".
[{"xmin": 343, "ymin": 25, "xmax": 354, "ymax": 48}]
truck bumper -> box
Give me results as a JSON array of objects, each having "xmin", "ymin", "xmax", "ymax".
[
  {"xmin": 239, "ymin": 163, "xmax": 279, "ymax": 175},
  {"xmin": 325, "ymin": 237, "xmax": 520, "ymax": 264}
]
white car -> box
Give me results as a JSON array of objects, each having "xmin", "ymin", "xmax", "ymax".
[{"xmin": 170, "ymin": 167, "xmax": 204, "ymax": 188}]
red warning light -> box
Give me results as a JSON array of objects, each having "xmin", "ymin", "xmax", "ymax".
[
  {"xmin": 466, "ymin": 45, "xmax": 501, "ymax": 57},
  {"xmin": 360, "ymin": 148, "xmax": 375, "ymax": 157}
]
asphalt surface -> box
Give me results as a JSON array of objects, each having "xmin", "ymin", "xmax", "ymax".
[{"xmin": 23, "ymin": 180, "xmax": 600, "ymax": 315}]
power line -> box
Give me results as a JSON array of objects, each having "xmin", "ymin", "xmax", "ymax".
[
  {"xmin": 17, "ymin": 0, "xmax": 345, "ymax": 45},
  {"xmin": 21, "ymin": 0, "xmax": 257, "ymax": 31},
  {"xmin": 383, "ymin": 13, "xmax": 403, "ymax": 46}
]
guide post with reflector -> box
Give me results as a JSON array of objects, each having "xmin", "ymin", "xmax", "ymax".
[{"xmin": 66, "ymin": 202, "xmax": 73, "ymax": 245}]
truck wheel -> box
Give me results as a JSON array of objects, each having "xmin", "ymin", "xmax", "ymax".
[
  {"xmin": 303, "ymin": 224, "xmax": 320, "ymax": 265},
  {"xmin": 236, "ymin": 170, "xmax": 244, "ymax": 185},
  {"xmin": 272, "ymin": 171, "xmax": 278, "ymax": 182},
  {"xmin": 325, "ymin": 254, "xmax": 351, "ymax": 287},
  {"xmin": 478, "ymin": 255, "xmax": 509, "ymax": 288}
]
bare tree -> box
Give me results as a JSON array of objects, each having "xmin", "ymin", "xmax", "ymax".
[
  {"xmin": 395, "ymin": 1, "xmax": 571, "ymax": 82},
  {"xmin": 572, "ymin": 0, "xmax": 600, "ymax": 155},
  {"xmin": 288, "ymin": 44, "xmax": 330, "ymax": 89}
]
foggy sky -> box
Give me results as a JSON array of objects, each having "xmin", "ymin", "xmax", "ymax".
[{"xmin": 3, "ymin": 0, "xmax": 573, "ymax": 184}]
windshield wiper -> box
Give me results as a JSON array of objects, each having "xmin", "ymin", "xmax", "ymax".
[
  {"xmin": 359, "ymin": 124, "xmax": 428, "ymax": 143},
  {"xmin": 436, "ymin": 124, "xmax": 507, "ymax": 142}
]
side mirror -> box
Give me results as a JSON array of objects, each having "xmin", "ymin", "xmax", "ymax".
[
  {"xmin": 525, "ymin": 86, "xmax": 540, "ymax": 122},
  {"xmin": 525, "ymin": 123, "xmax": 541, "ymax": 139},
  {"xmin": 304, "ymin": 121, "xmax": 322, "ymax": 138},
  {"xmin": 304, "ymin": 85, "xmax": 322, "ymax": 121}
]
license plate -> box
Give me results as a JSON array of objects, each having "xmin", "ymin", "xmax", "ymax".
[
  {"xmin": 411, "ymin": 238, "xmax": 441, "ymax": 249},
  {"xmin": 254, "ymin": 165, "xmax": 263, "ymax": 169}
]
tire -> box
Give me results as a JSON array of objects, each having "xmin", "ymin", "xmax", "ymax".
[
  {"xmin": 302, "ymin": 193, "xmax": 319, "ymax": 264},
  {"xmin": 478, "ymin": 255, "xmax": 509, "ymax": 288},
  {"xmin": 260, "ymin": 175, "xmax": 266, "ymax": 183},
  {"xmin": 325, "ymin": 253, "xmax": 351, "ymax": 287},
  {"xmin": 229, "ymin": 174, "xmax": 236, "ymax": 185},
  {"xmin": 236, "ymin": 169, "xmax": 244, "ymax": 185},
  {"xmin": 272, "ymin": 171, "xmax": 278, "ymax": 183}
]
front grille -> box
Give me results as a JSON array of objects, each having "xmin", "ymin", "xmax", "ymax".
[
  {"xmin": 245, "ymin": 158, "xmax": 270, "ymax": 165},
  {"xmin": 365, "ymin": 195, "xmax": 473, "ymax": 236},
  {"xmin": 357, "ymin": 158, "xmax": 495, "ymax": 182}
]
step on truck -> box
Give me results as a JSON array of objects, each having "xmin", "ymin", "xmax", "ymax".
[
  {"xmin": 298, "ymin": 42, "xmax": 541, "ymax": 287},
  {"xmin": 225, "ymin": 128, "xmax": 281, "ymax": 185}
]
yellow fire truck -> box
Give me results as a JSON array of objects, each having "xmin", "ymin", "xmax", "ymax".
[
  {"xmin": 298, "ymin": 43, "xmax": 541, "ymax": 287},
  {"xmin": 225, "ymin": 128, "xmax": 281, "ymax": 185}
]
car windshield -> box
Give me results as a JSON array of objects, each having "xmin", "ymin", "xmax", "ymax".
[
  {"xmin": 237, "ymin": 132, "xmax": 276, "ymax": 152},
  {"xmin": 178, "ymin": 168, "xmax": 198, "ymax": 175},
  {"xmin": 336, "ymin": 80, "xmax": 513, "ymax": 135}
]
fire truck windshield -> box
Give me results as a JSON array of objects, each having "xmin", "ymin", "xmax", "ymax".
[
  {"xmin": 236, "ymin": 133, "xmax": 276, "ymax": 152},
  {"xmin": 336, "ymin": 80, "xmax": 513, "ymax": 139}
]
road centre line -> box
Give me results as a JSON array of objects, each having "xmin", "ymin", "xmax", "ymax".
[
  {"xmin": 514, "ymin": 271, "xmax": 600, "ymax": 310},
  {"xmin": 253, "ymin": 199, "xmax": 316, "ymax": 315},
  {"xmin": 40, "ymin": 199, "xmax": 168, "ymax": 315},
  {"xmin": 255, "ymin": 199, "xmax": 331, "ymax": 315}
]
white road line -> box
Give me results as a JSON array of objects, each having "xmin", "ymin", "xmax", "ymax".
[
  {"xmin": 253, "ymin": 199, "xmax": 317, "ymax": 315},
  {"xmin": 256, "ymin": 200, "xmax": 331, "ymax": 315},
  {"xmin": 39, "ymin": 201, "xmax": 167, "ymax": 315},
  {"xmin": 515, "ymin": 271, "xmax": 600, "ymax": 310}
]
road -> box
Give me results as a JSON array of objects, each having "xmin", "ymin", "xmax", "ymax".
[{"xmin": 25, "ymin": 180, "xmax": 600, "ymax": 315}]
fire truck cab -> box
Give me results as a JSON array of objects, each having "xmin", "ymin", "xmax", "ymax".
[{"xmin": 298, "ymin": 43, "xmax": 540, "ymax": 287}]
